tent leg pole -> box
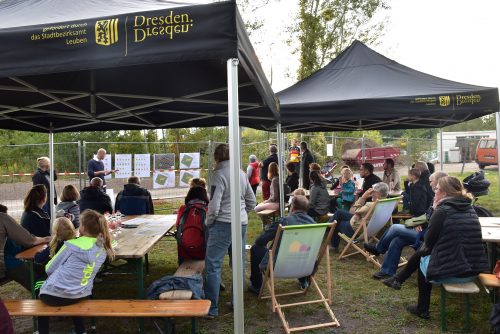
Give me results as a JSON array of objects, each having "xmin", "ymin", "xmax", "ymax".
[
  {"xmin": 227, "ymin": 58, "xmax": 244, "ymax": 334},
  {"xmin": 439, "ymin": 128, "xmax": 444, "ymax": 171},
  {"xmin": 495, "ymin": 112, "xmax": 500, "ymax": 191},
  {"xmin": 299, "ymin": 134, "xmax": 304, "ymax": 188},
  {"xmin": 49, "ymin": 126, "xmax": 55, "ymax": 230},
  {"xmin": 277, "ymin": 123, "xmax": 285, "ymax": 217}
]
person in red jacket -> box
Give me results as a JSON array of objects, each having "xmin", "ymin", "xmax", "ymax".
[{"xmin": 246, "ymin": 155, "xmax": 260, "ymax": 195}]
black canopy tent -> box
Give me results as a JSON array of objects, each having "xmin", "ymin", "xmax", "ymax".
[
  {"xmin": 275, "ymin": 40, "xmax": 499, "ymax": 133},
  {"xmin": 0, "ymin": 1, "xmax": 280, "ymax": 332},
  {"xmin": 0, "ymin": 0, "xmax": 279, "ymax": 132}
]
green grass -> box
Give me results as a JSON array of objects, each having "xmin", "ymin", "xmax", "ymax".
[{"xmin": 3, "ymin": 173, "xmax": 498, "ymax": 333}]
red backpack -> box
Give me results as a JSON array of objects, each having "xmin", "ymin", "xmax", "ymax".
[{"xmin": 175, "ymin": 203, "xmax": 207, "ymax": 261}]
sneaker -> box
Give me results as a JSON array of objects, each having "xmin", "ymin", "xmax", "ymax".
[
  {"xmin": 372, "ymin": 271, "xmax": 391, "ymax": 280},
  {"xmin": 363, "ymin": 242, "xmax": 380, "ymax": 256},
  {"xmin": 299, "ymin": 280, "xmax": 309, "ymax": 290},
  {"xmin": 220, "ymin": 281, "xmax": 226, "ymax": 291},
  {"xmin": 406, "ymin": 304, "xmax": 430, "ymax": 320},
  {"xmin": 329, "ymin": 245, "xmax": 339, "ymax": 253},
  {"xmin": 247, "ymin": 284, "xmax": 261, "ymax": 295},
  {"xmin": 383, "ymin": 276, "xmax": 402, "ymax": 290}
]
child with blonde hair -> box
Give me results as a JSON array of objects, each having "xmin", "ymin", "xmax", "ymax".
[
  {"xmin": 189, "ymin": 177, "xmax": 207, "ymax": 189},
  {"xmin": 34, "ymin": 217, "xmax": 75, "ymax": 265},
  {"xmin": 337, "ymin": 168, "xmax": 356, "ymax": 210},
  {"xmin": 37, "ymin": 209, "xmax": 114, "ymax": 334}
]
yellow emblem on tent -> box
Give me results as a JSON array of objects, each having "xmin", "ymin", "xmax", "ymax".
[
  {"xmin": 439, "ymin": 95, "xmax": 451, "ymax": 107},
  {"xmin": 95, "ymin": 19, "xmax": 119, "ymax": 46}
]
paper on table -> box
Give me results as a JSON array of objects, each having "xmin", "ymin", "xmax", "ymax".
[{"xmin": 122, "ymin": 217, "xmax": 151, "ymax": 226}]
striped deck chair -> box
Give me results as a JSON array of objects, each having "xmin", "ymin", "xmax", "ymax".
[{"xmin": 258, "ymin": 222, "xmax": 340, "ymax": 333}]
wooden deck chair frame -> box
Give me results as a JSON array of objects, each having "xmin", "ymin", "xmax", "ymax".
[
  {"xmin": 258, "ymin": 222, "xmax": 340, "ymax": 333},
  {"xmin": 338, "ymin": 196, "xmax": 406, "ymax": 268}
]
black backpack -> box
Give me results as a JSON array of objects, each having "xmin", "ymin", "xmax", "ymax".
[{"xmin": 283, "ymin": 183, "xmax": 291, "ymax": 202}]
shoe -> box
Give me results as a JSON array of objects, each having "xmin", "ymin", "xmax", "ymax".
[
  {"xmin": 406, "ymin": 305, "xmax": 430, "ymax": 320},
  {"xmin": 203, "ymin": 314, "xmax": 216, "ymax": 320},
  {"xmin": 383, "ymin": 276, "xmax": 402, "ymax": 290},
  {"xmin": 247, "ymin": 284, "xmax": 260, "ymax": 295},
  {"xmin": 363, "ymin": 243, "xmax": 380, "ymax": 256},
  {"xmin": 372, "ymin": 271, "xmax": 391, "ymax": 280},
  {"xmin": 298, "ymin": 280, "xmax": 309, "ymax": 290},
  {"xmin": 329, "ymin": 245, "xmax": 339, "ymax": 253},
  {"xmin": 220, "ymin": 281, "xmax": 226, "ymax": 291}
]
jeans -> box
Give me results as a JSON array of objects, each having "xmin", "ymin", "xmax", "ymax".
[
  {"xmin": 329, "ymin": 210, "xmax": 354, "ymax": 248},
  {"xmin": 376, "ymin": 224, "xmax": 418, "ymax": 276},
  {"xmin": 204, "ymin": 221, "xmax": 246, "ymax": 316}
]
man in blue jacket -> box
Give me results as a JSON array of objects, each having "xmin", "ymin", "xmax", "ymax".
[{"xmin": 248, "ymin": 195, "xmax": 315, "ymax": 294}]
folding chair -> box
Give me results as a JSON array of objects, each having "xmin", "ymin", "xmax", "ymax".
[
  {"xmin": 338, "ymin": 196, "xmax": 403, "ymax": 268},
  {"xmin": 258, "ymin": 223, "xmax": 340, "ymax": 333}
]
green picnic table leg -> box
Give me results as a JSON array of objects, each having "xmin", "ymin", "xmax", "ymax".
[
  {"xmin": 137, "ymin": 257, "xmax": 145, "ymax": 333},
  {"xmin": 29, "ymin": 260, "xmax": 38, "ymax": 331}
]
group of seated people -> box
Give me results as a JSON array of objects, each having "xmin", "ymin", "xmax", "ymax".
[{"xmin": 250, "ymin": 158, "xmax": 489, "ymax": 320}]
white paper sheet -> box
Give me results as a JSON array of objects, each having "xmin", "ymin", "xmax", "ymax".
[
  {"xmin": 179, "ymin": 152, "xmax": 200, "ymax": 169},
  {"xmin": 153, "ymin": 171, "xmax": 175, "ymax": 189},
  {"xmin": 179, "ymin": 170, "xmax": 200, "ymax": 187},
  {"xmin": 134, "ymin": 154, "xmax": 151, "ymax": 178},
  {"xmin": 115, "ymin": 154, "xmax": 132, "ymax": 179}
]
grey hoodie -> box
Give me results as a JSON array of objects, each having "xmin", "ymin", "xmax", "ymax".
[
  {"xmin": 207, "ymin": 160, "xmax": 256, "ymax": 225},
  {"xmin": 55, "ymin": 201, "xmax": 80, "ymax": 228},
  {"xmin": 40, "ymin": 236, "xmax": 107, "ymax": 299}
]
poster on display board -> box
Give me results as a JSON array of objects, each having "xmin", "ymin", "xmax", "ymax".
[
  {"xmin": 154, "ymin": 153, "xmax": 175, "ymax": 170},
  {"xmin": 134, "ymin": 154, "xmax": 151, "ymax": 178},
  {"xmin": 93, "ymin": 154, "xmax": 112, "ymax": 179},
  {"xmin": 179, "ymin": 170, "xmax": 200, "ymax": 187},
  {"xmin": 179, "ymin": 152, "xmax": 200, "ymax": 169},
  {"xmin": 153, "ymin": 171, "xmax": 175, "ymax": 189},
  {"xmin": 114, "ymin": 154, "xmax": 132, "ymax": 179}
]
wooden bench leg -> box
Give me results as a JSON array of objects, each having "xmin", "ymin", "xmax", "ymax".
[
  {"xmin": 440, "ymin": 285, "xmax": 447, "ymax": 332},
  {"xmin": 464, "ymin": 294, "xmax": 471, "ymax": 333}
]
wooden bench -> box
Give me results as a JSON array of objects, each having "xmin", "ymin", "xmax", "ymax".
[
  {"xmin": 4, "ymin": 299, "xmax": 210, "ymax": 334},
  {"xmin": 160, "ymin": 260, "xmax": 205, "ymax": 300},
  {"xmin": 439, "ymin": 281, "xmax": 479, "ymax": 333},
  {"xmin": 391, "ymin": 213, "xmax": 413, "ymax": 220}
]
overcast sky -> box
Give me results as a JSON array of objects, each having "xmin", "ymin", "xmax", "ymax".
[{"xmin": 247, "ymin": 0, "xmax": 500, "ymax": 94}]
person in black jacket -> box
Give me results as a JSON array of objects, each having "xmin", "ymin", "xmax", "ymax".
[
  {"xmin": 285, "ymin": 162, "xmax": 299, "ymax": 193},
  {"xmin": 115, "ymin": 176, "xmax": 154, "ymax": 215},
  {"xmin": 300, "ymin": 142, "xmax": 315, "ymax": 190},
  {"xmin": 21, "ymin": 184, "xmax": 51, "ymax": 237},
  {"xmin": 259, "ymin": 144, "xmax": 279, "ymax": 201},
  {"xmin": 415, "ymin": 161, "xmax": 434, "ymax": 208},
  {"xmin": 399, "ymin": 176, "xmax": 488, "ymax": 319},
  {"xmin": 359, "ymin": 163, "xmax": 381, "ymax": 200},
  {"xmin": 406, "ymin": 168, "xmax": 429, "ymax": 216},
  {"xmin": 78, "ymin": 177, "xmax": 113, "ymax": 214},
  {"xmin": 32, "ymin": 157, "xmax": 57, "ymax": 214}
]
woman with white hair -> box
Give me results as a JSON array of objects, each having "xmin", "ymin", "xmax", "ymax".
[{"xmin": 32, "ymin": 157, "xmax": 57, "ymax": 215}]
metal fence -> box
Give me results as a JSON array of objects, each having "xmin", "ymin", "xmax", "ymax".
[{"xmin": 0, "ymin": 134, "xmax": 489, "ymax": 219}]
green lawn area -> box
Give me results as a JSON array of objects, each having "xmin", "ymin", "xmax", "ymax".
[{"xmin": 3, "ymin": 170, "xmax": 498, "ymax": 333}]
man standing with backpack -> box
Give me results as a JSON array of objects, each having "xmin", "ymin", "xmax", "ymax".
[{"xmin": 204, "ymin": 144, "xmax": 256, "ymax": 318}]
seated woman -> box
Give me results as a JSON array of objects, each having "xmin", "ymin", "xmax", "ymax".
[
  {"xmin": 0, "ymin": 204, "xmax": 49, "ymax": 291},
  {"xmin": 176, "ymin": 179, "xmax": 209, "ymax": 264},
  {"xmin": 310, "ymin": 163, "xmax": 328, "ymax": 186},
  {"xmin": 21, "ymin": 184, "xmax": 51, "ymax": 237},
  {"xmin": 337, "ymin": 167, "xmax": 355, "ymax": 211},
  {"xmin": 329, "ymin": 182, "xmax": 388, "ymax": 252},
  {"xmin": 307, "ymin": 170, "xmax": 330, "ymax": 218},
  {"xmin": 387, "ymin": 176, "xmax": 488, "ymax": 319},
  {"xmin": 55, "ymin": 185, "xmax": 80, "ymax": 229},
  {"xmin": 255, "ymin": 162, "xmax": 280, "ymax": 224}
]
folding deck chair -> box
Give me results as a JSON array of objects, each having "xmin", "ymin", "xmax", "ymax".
[
  {"xmin": 258, "ymin": 223, "xmax": 340, "ymax": 333},
  {"xmin": 338, "ymin": 196, "xmax": 405, "ymax": 268}
]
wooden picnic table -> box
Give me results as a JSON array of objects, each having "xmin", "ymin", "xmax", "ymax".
[{"xmin": 479, "ymin": 217, "xmax": 500, "ymax": 272}]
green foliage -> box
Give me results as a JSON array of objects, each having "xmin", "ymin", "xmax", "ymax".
[
  {"xmin": 444, "ymin": 114, "xmax": 496, "ymax": 132},
  {"xmin": 294, "ymin": 0, "xmax": 389, "ymax": 80}
]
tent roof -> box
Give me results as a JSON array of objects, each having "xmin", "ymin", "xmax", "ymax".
[
  {"xmin": 277, "ymin": 40, "xmax": 499, "ymax": 132},
  {"xmin": 0, "ymin": 0, "xmax": 278, "ymax": 132}
]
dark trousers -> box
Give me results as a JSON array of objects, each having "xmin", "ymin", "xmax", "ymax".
[
  {"xmin": 329, "ymin": 210, "xmax": 354, "ymax": 248},
  {"xmin": 38, "ymin": 294, "xmax": 87, "ymax": 334},
  {"xmin": 417, "ymin": 269, "xmax": 432, "ymax": 313},
  {"xmin": 395, "ymin": 248, "xmax": 427, "ymax": 283},
  {"xmin": 307, "ymin": 208, "xmax": 322, "ymax": 218},
  {"xmin": 251, "ymin": 184, "xmax": 258, "ymax": 196}
]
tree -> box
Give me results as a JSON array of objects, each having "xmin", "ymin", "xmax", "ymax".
[{"xmin": 294, "ymin": 0, "xmax": 389, "ymax": 80}]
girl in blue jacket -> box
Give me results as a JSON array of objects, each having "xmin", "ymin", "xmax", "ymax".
[
  {"xmin": 37, "ymin": 209, "xmax": 114, "ymax": 334},
  {"xmin": 337, "ymin": 168, "xmax": 356, "ymax": 210}
]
